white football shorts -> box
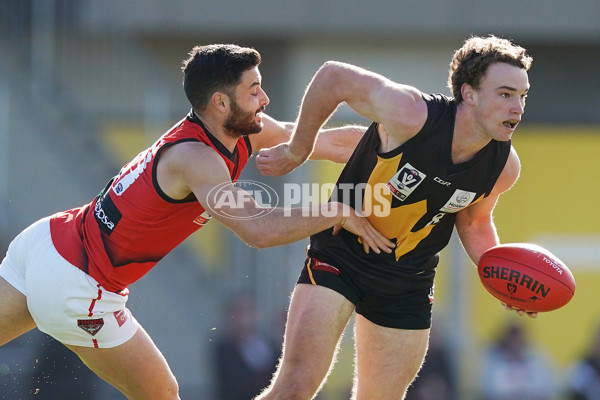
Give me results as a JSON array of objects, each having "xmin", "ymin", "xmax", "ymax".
[{"xmin": 0, "ymin": 216, "xmax": 139, "ymax": 348}]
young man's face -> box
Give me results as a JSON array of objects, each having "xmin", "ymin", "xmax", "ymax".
[
  {"xmin": 472, "ymin": 62, "xmax": 530, "ymax": 141},
  {"xmin": 224, "ymin": 66, "xmax": 270, "ymax": 136}
]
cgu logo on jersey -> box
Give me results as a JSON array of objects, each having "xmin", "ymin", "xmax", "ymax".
[{"xmin": 386, "ymin": 163, "xmax": 426, "ymax": 201}]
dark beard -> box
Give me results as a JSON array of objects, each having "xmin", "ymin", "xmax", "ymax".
[{"xmin": 223, "ymin": 98, "xmax": 263, "ymax": 137}]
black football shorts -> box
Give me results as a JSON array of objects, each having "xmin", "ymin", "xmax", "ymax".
[{"xmin": 297, "ymin": 256, "xmax": 435, "ymax": 329}]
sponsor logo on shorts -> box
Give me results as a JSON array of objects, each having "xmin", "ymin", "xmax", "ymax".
[
  {"xmin": 113, "ymin": 310, "xmax": 130, "ymax": 328},
  {"xmin": 77, "ymin": 318, "xmax": 105, "ymax": 336}
]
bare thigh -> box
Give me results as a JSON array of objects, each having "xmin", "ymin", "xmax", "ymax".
[
  {"xmin": 0, "ymin": 276, "xmax": 36, "ymax": 346},
  {"xmin": 353, "ymin": 315, "xmax": 430, "ymax": 400},
  {"xmin": 256, "ymin": 284, "xmax": 355, "ymax": 400},
  {"xmin": 66, "ymin": 325, "xmax": 180, "ymax": 400}
]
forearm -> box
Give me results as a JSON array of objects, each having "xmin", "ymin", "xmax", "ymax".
[
  {"xmin": 289, "ymin": 62, "xmax": 346, "ymax": 160},
  {"xmin": 224, "ymin": 202, "xmax": 347, "ymax": 248},
  {"xmin": 455, "ymin": 215, "xmax": 500, "ymax": 266},
  {"xmin": 309, "ymin": 125, "xmax": 366, "ymax": 163}
]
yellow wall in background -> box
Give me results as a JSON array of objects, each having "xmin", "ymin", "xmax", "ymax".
[{"xmin": 474, "ymin": 126, "xmax": 600, "ymax": 366}]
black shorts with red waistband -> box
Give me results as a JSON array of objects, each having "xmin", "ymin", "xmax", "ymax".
[{"xmin": 297, "ymin": 256, "xmax": 436, "ymax": 330}]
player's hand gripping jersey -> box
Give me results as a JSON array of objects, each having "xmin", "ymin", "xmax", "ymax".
[{"xmin": 49, "ymin": 111, "xmax": 252, "ymax": 292}]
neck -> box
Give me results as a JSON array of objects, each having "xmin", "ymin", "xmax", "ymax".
[
  {"xmin": 452, "ymin": 104, "xmax": 491, "ymax": 164},
  {"xmin": 193, "ymin": 111, "xmax": 239, "ymax": 153}
]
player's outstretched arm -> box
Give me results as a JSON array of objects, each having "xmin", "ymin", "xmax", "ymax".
[
  {"xmin": 256, "ymin": 61, "xmax": 427, "ymax": 176},
  {"xmin": 254, "ymin": 114, "xmax": 366, "ymax": 176},
  {"xmin": 167, "ymin": 141, "xmax": 395, "ymax": 253}
]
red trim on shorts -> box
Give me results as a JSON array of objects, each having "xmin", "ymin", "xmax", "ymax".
[
  {"xmin": 88, "ymin": 284, "xmax": 103, "ymax": 317},
  {"xmin": 92, "ymin": 339, "xmax": 99, "ymax": 348},
  {"xmin": 311, "ymin": 259, "xmax": 341, "ymax": 275}
]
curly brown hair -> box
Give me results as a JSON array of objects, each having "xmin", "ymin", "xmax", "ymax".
[{"xmin": 448, "ymin": 35, "xmax": 532, "ymax": 103}]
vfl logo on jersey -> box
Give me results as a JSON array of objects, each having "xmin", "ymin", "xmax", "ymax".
[
  {"xmin": 440, "ymin": 189, "xmax": 476, "ymax": 213},
  {"xmin": 77, "ymin": 318, "xmax": 104, "ymax": 336},
  {"xmin": 386, "ymin": 163, "xmax": 426, "ymax": 201}
]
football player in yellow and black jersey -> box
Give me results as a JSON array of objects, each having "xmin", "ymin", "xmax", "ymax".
[{"xmin": 255, "ymin": 35, "xmax": 535, "ymax": 400}]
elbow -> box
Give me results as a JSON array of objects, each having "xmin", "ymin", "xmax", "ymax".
[
  {"xmin": 247, "ymin": 238, "xmax": 270, "ymax": 249},
  {"xmin": 241, "ymin": 230, "xmax": 273, "ymax": 249},
  {"xmin": 318, "ymin": 61, "xmax": 344, "ymax": 82},
  {"xmin": 230, "ymin": 218, "xmax": 278, "ymax": 249},
  {"xmin": 315, "ymin": 61, "xmax": 357, "ymax": 102}
]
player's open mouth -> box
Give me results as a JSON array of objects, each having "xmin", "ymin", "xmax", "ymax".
[{"xmin": 503, "ymin": 120, "xmax": 519, "ymax": 129}]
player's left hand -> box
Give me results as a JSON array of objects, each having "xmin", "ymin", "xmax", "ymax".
[
  {"xmin": 331, "ymin": 203, "xmax": 395, "ymax": 255},
  {"xmin": 502, "ymin": 302, "xmax": 538, "ymax": 318},
  {"xmin": 256, "ymin": 143, "xmax": 306, "ymax": 176}
]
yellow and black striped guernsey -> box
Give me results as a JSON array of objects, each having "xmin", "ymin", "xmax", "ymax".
[{"xmin": 308, "ymin": 93, "xmax": 511, "ymax": 275}]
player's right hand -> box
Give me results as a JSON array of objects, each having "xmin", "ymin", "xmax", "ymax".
[
  {"xmin": 502, "ymin": 303, "xmax": 538, "ymax": 318},
  {"xmin": 256, "ymin": 143, "xmax": 306, "ymax": 176}
]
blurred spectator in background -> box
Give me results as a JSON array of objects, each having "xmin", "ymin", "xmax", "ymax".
[
  {"xmin": 405, "ymin": 323, "xmax": 456, "ymax": 400},
  {"xmin": 212, "ymin": 293, "xmax": 279, "ymax": 400},
  {"xmin": 564, "ymin": 324, "xmax": 600, "ymax": 400},
  {"xmin": 479, "ymin": 321, "xmax": 556, "ymax": 400}
]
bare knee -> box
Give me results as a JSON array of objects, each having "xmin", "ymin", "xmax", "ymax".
[
  {"xmin": 103, "ymin": 367, "xmax": 180, "ymax": 400},
  {"xmin": 256, "ymin": 383, "xmax": 315, "ymax": 400},
  {"xmin": 146, "ymin": 371, "xmax": 179, "ymax": 399},
  {"xmin": 68, "ymin": 329, "xmax": 181, "ymax": 400},
  {"xmin": 134, "ymin": 377, "xmax": 179, "ymax": 400},
  {"xmin": 256, "ymin": 358, "xmax": 329, "ymax": 400}
]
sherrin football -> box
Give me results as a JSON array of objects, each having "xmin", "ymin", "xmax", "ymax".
[{"xmin": 477, "ymin": 243, "xmax": 576, "ymax": 312}]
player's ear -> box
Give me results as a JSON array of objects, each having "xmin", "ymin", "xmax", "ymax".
[
  {"xmin": 211, "ymin": 92, "xmax": 229, "ymax": 112},
  {"xmin": 461, "ymin": 83, "xmax": 476, "ymax": 105}
]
